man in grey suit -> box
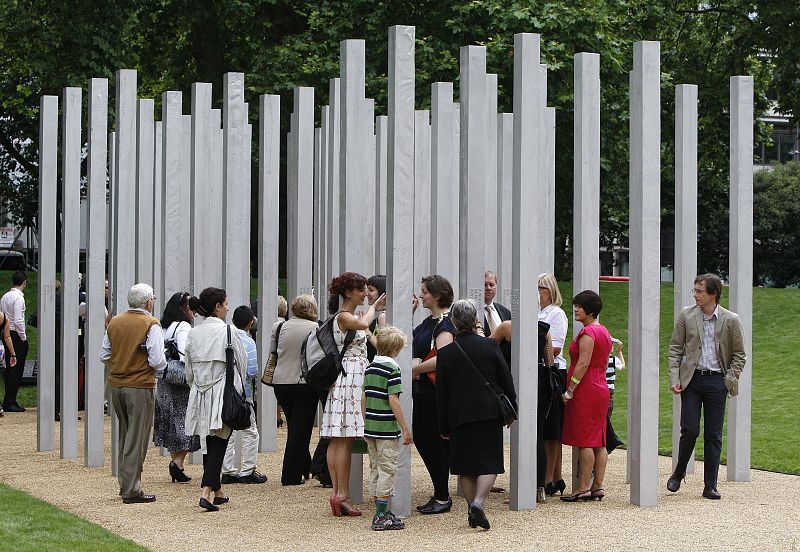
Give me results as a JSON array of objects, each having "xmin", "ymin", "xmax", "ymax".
[{"xmin": 666, "ymin": 273, "xmax": 746, "ymax": 499}]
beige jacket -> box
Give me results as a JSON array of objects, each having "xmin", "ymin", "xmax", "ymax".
[
  {"xmin": 184, "ymin": 317, "xmax": 247, "ymax": 453},
  {"xmin": 667, "ymin": 304, "xmax": 746, "ymax": 396},
  {"xmin": 270, "ymin": 317, "xmax": 319, "ymax": 385}
]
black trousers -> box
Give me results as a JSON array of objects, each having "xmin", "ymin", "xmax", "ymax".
[
  {"xmin": 309, "ymin": 388, "xmax": 332, "ymax": 486},
  {"xmin": 202, "ymin": 434, "xmax": 230, "ymax": 490},
  {"xmin": 274, "ymin": 384, "xmax": 319, "ymax": 485},
  {"xmin": 675, "ymin": 371, "xmax": 728, "ymax": 488},
  {"xmin": 413, "ymin": 391, "xmax": 450, "ymax": 501},
  {"xmin": 3, "ymin": 331, "xmax": 28, "ymax": 408}
]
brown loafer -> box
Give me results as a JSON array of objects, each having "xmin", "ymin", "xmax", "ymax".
[{"xmin": 122, "ymin": 491, "xmax": 156, "ymax": 504}]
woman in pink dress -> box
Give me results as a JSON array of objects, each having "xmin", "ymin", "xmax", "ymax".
[{"xmin": 560, "ymin": 290, "xmax": 613, "ymax": 502}]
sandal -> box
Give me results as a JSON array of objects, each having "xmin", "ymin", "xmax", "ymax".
[
  {"xmin": 329, "ymin": 494, "xmax": 342, "ymax": 517},
  {"xmin": 339, "ymin": 496, "xmax": 363, "ymax": 517},
  {"xmin": 560, "ymin": 489, "xmax": 592, "ymax": 502},
  {"xmin": 590, "ymin": 488, "xmax": 605, "ymax": 501}
]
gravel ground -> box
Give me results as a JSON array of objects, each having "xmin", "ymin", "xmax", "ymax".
[{"xmin": 1, "ymin": 410, "xmax": 798, "ymax": 551}]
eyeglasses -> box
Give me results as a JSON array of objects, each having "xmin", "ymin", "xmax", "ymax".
[
  {"xmin": 537, "ymin": 286, "xmax": 548, "ymax": 291},
  {"xmin": 691, "ymin": 288, "xmax": 705, "ymax": 296}
]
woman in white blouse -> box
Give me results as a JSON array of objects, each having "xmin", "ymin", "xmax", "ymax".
[{"xmin": 537, "ymin": 273, "xmax": 569, "ymax": 496}]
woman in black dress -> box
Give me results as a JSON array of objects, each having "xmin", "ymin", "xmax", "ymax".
[
  {"xmin": 437, "ymin": 299, "xmax": 517, "ymax": 530},
  {"xmin": 411, "ymin": 274, "xmax": 455, "ymax": 514}
]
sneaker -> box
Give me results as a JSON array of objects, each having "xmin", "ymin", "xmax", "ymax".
[
  {"xmin": 371, "ymin": 513, "xmax": 405, "ymax": 531},
  {"xmin": 221, "ymin": 474, "xmax": 241, "ymax": 484},
  {"xmin": 238, "ymin": 471, "xmax": 267, "ymax": 484}
]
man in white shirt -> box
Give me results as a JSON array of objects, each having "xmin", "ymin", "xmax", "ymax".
[{"xmin": 1, "ymin": 271, "xmax": 28, "ymax": 412}]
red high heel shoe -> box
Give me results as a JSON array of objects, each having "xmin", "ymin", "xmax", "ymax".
[
  {"xmin": 329, "ymin": 494, "xmax": 342, "ymax": 516},
  {"xmin": 338, "ymin": 496, "xmax": 362, "ymax": 517}
]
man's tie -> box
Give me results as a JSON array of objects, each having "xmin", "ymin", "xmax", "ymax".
[{"xmin": 486, "ymin": 304, "xmax": 498, "ymax": 334}]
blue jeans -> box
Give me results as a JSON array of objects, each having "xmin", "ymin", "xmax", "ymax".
[{"xmin": 675, "ymin": 371, "xmax": 728, "ymax": 488}]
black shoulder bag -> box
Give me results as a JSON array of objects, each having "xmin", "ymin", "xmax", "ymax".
[
  {"xmin": 453, "ymin": 340, "xmax": 518, "ymax": 426},
  {"xmin": 221, "ymin": 325, "xmax": 252, "ymax": 430}
]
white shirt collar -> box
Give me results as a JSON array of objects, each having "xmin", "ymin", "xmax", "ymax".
[
  {"xmin": 373, "ymin": 355, "xmax": 399, "ymax": 369},
  {"xmin": 702, "ymin": 304, "xmax": 720, "ymax": 320}
]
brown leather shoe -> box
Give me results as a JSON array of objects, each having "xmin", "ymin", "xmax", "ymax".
[{"xmin": 122, "ymin": 492, "xmax": 156, "ymax": 504}]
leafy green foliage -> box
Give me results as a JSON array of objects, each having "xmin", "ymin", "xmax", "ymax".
[
  {"xmin": 753, "ymin": 162, "xmax": 800, "ymax": 287},
  {"xmin": 0, "ymin": 1, "xmax": 796, "ymax": 281}
]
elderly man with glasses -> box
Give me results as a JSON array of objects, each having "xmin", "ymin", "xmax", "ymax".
[{"xmin": 100, "ymin": 283, "xmax": 166, "ymax": 504}]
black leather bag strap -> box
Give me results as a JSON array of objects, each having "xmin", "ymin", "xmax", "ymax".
[
  {"xmin": 453, "ymin": 340, "xmax": 501, "ymax": 400},
  {"xmin": 225, "ymin": 324, "xmax": 247, "ymax": 390},
  {"xmin": 334, "ymin": 311, "xmax": 357, "ymax": 361},
  {"xmin": 271, "ymin": 320, "xmax": 286, "ymax": 355},
  {"xmin": 225, "ymin": 324, "xmax": 233, "ymax": 384}
]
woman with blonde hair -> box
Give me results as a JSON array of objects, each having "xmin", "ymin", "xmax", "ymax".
[
  {"xmin": 537, "ymin": 273, "xmax": 569, "ymax": 496},
  {"xmin": 269, "ymin": 294, "xmax": 324, "ymax": 485}
]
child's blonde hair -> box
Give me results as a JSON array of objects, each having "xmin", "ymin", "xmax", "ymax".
[{"xmin": 376, "ymin": 326, "xmax": 407, "ymax": 357}]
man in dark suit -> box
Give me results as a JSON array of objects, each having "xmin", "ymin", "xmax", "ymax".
[
  {"xmin": 482, "ymin": 271, "xmax": 511, "ymax": 336},
  {"xmin": 666, "ymin": 274, "xmax": 746, "ymax": 500}
]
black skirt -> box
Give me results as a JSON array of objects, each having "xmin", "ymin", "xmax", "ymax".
[{"xmin": 448, "ymin": 418, "xmax": 504, "ymax": 476}]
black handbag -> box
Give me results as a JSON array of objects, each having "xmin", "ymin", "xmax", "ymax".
[
  {"xmin": 221, "ymin": 325, "xmax": 252, "ymax": 431},
  {"xmin": 453, "ymin": 340, "xmax": 518, "ymax": 426},
  {"xmin": 539, "ymin": 330, "xmax": 565, "ymax": 401}
]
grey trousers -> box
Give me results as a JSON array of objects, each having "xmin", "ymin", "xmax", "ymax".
[{"xmin": 110, "ymin": 386, "xmax": 155, "ymax": 498}]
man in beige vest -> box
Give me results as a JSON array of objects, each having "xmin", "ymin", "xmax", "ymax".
[
  {"xmin": 666, "ymin": 273, "xmax": 746, "ymax": 500},
  {"xmin": 100, "ymin": 283, "xmax": 166, "ymax": 503}
]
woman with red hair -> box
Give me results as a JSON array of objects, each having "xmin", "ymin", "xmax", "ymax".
[{"xmin": 321, "ymin": 272, "xmax": 385, "ymax": 516}]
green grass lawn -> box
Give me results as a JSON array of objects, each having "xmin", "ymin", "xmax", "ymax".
[
  {"xmin": 0, "ymin": 484, "xmax": 147, "ymax": 552},
  {"xmin": 2, "ymin": 270, "xmax": 798, "ymax": 474}
]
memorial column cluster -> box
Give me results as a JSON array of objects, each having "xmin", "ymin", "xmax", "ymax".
[{"xmin": 35, "ymin": 26, "xmax": 753, "ymax": 511}]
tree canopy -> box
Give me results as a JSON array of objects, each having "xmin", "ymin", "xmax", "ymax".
[{"xmin": 1, "ymin": 0, "xmax": 796, "ymax": 281}]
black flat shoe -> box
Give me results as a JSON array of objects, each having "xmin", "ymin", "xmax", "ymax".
[
  {"xmin": 221, "ymin": 474, "xmax": 240, "ymax": 484},
  {"xmin": 419, "ymin": 497, "xmax": 452, "ymax": 515},
  {"xmin": 199, "ymin": 497, "xmax": 219, "ymax": 512},
  {"xmin": 667, "ymin": 472, "xmax": 685, "ymax": 493},
  {"xmin": 468, "ymin": 503, "xmax": 490, "ymax": 530},
  {"xmin": 416, "ymin": 497, "xmax": 436, "ymax": 512},
  {"xmin": 169, "ymin": 461, "xmax": 191, "ymax": 483},
  {"xmin": 122, "ymin": 492, "xmax": 156, "ymax": 504},
  {"xmin": 213, "ymin": 496, "xmax": 230, "ymax": 505},
  {"xmin": 560, "ymin": 490, "xmax": 592, "ymax": 502},
  {"xmin": 702, "ymin": 486, "xmax": 721, "ymax": 500}
]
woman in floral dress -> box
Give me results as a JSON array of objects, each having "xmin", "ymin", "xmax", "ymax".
[{"xmin": 321, "ymin": 272, "xmax": 385, "ymax": 517}]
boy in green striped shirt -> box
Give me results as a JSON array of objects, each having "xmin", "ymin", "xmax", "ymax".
[{"xmin": 361, "ymin": 326, "xmax": 412, "ymax": 530}]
